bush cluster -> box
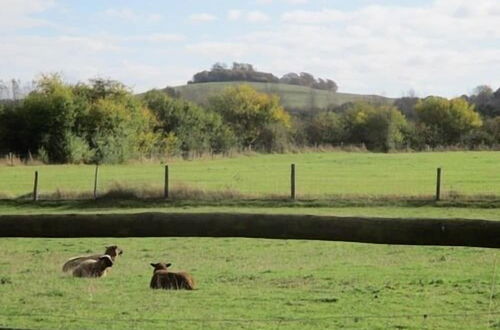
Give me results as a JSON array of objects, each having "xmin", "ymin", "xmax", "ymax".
[{"xmin": 1, "ymin": 75, "xmax": 497, "ymax": 164}]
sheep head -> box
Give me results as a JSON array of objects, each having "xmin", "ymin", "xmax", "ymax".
[
  {"xmin": 105, "ymin": 245, "xmax": 123, "ymax": 257},
  {"xmin": 99, "ymin": 255, "xmax": 114, "ymax": 268},
  {"xmin": 150, "ymin": 262, "xmax": 172, "ymax": 271}
]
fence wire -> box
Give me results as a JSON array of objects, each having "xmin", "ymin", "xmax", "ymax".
[{"xmin": 1, "ymin": 162, "xmax": 499, "ymax": 200}]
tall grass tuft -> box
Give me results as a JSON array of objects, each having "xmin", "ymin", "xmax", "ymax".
[
  {"xmin": 0, "ymin": 153, "xmax": 44, "ymax": 166},
  {"xmin": 168, "ymin": 182, "xmax": 246, "ymax": 200},
  {"xmin": 39, "ymin": 189, "xmax": 93, "ymax": 200},
  {"xmin": 97, "ymin": 181, "xmax": 248, "ymax": 200}
]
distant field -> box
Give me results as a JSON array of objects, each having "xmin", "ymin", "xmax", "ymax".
[
  {"xmin": 0, "ymin": 237, "xmax": 498, "ymax": 329},
  {"xmin": 1, "ymin": 151, "xmax": 499, "ymax": 199},
  {"xmin": 173, "ymin": 81, "xmax": 393, "ymax": 111}
]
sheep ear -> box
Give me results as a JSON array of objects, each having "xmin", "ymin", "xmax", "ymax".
[
  {"xmin": 166, "ymin": 263, "xmax": 172, "ymax": 268},
  {"xmin": 150, "ymin": 263, "xmax": 156, "ymax": 267}
]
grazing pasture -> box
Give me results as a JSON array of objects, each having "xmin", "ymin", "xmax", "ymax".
[
  {"xmin": 0, "ymin": 238, "xmax": 498, "ymax": 329},
  {"xmin": 173, "ymin": 81, "xmax": 392, "ymax": 111},
  {"xmin": 0, "ymin": 151, "xmax": 499, "ymax": 199},
  {"xmin": 1, "ymin": 151, "xmax": 498, "ymax": 328}
]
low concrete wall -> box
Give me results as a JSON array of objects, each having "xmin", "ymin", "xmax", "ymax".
[{"xmin": 0, "ymin": 213, "xmax": 499, "ymax": 248}]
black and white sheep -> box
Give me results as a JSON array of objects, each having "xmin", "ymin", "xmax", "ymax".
[
  {"xmin": 62, "ymin": 245, "xmax": 123, "ymax": 272},
  {"xmin": 72, "ymin": 255, "xmax": 114, "ymax": 278}
]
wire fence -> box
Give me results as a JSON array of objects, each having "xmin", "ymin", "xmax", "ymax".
[{"xmin": 0, "ymin": 162, "xmax": 499, "ymax": 201}]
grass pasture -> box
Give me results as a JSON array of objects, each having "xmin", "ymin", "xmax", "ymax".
[
  {"xmin": 0, "ymin": 151, "xmax": 499, "ymax": 329},
  {"xmin": 174, "ymin": 81, "xmax": 392, "ymax": 111},
  {"xmin": 0, "ymin": 238, "xmax": 499, "ymax": 329},
  {"xmin": 0, "ymin": 151, "xmax": 499, "ymax": 200}
]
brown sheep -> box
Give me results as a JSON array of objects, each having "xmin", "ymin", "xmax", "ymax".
[
  {"xmin": 150, "ymin": 263, "xmax": 195, "ymax": 290},
  {"xmin": 62, "ymin": 245, "xmax": 123, "ymax": 272},
  {"xmin": 72, "ymin": 255, "xmax": 114, "ymax": 278}
]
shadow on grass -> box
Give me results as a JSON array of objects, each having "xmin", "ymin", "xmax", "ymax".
[{"xmin": 1, "ymin": 193, "xmax": 499, "ymax": 212}]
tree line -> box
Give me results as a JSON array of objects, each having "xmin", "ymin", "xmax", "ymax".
[
  {"xmin": 189, "ymin": 62, "xmax": 338, "ymax": 92},
  {"xmin": 0, "ymin": 75, "xmax": 291, "ymax": 163},
  {"xmin": 0, "ymin": 75, "xmax": 498, "ymax": 164}
]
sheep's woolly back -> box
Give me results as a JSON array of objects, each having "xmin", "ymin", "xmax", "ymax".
[
  {"xmin": 62, "ymin": 246, "xmax": 122, "ymax": 272},
  {"xmin": 72, "ymin": 255, "xmax": 114, "ymax": 278},
  {"xmin": 149, "ymin": 263, "xmax": 195, "ymax": 290},
  {"xmin": 62, "ymin": 255, "xmax": 98, "ymax": 272}
]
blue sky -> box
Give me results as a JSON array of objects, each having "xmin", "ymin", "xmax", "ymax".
[{"xmin": 1, "ymin": 0, "xmax": 499, "ymax": 97}]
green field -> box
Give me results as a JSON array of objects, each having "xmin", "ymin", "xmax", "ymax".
[
  {"xmin": 1, "ymin": 151, "xmax": 499, "ymax": 199},
  {"xmin": 1, "ymin": 151, "xmax": 499, "ymax": 329},
  {"xmin": 0, "ymin": 238, "xmax": 498, "ymax": 329},
  {"xmin": 173, "ymin": 81, "xmax": 393, "ymax": 111}
]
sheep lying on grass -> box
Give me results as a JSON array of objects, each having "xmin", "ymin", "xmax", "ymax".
[
  {"xmin": 62, "ymin": 245, "xmax": 123, "ymax": 272},
  {"xmin": 150, "ymin": 263, "xmax": 195, "ymax": 290},
  {"xmin": 72, "ymin": 255, "xmax": 114, "ymax": 278}
]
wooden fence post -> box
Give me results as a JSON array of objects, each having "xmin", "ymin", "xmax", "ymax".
[
  {"xmin": 33, "ymin": 171, "xmax": 38, "ymax": 201},
  {"xmin": 164, "ymin": 165, "xmax": 169, "ymax": 199},
  {"xmin": 435, "ymin": 167, "xmax": 442, "ymax": 201},
  {"xmin": 291, "ymin": 164, "xmax": 296, "ymax": 200},
  {"xmin": 93, "ymin": 164, "xmax": 99, "ymax": 200}
]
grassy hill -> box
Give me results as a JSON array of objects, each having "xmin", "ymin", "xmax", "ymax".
[{"xmin": 173, "ymin": 82, "xmax": 393, "ymax": 111}]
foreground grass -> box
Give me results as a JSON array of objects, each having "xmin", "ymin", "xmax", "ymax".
[
  {"xmin": 0, "ymin": 238, "xmax": 498, "ymax": 329},
  {"xmin": 1, "ymin": 151, "xmax": 499, "ymax": 199}
]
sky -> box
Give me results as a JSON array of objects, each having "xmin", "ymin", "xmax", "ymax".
[{"xmin": 1, "ymin": 0, "xmax": 499, "ymax": 97}]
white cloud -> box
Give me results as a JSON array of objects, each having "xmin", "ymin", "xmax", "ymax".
[
  {"xmin": 102, "ymin": 8, "xmax": 162, "ymax": 22},
  {"xmin": 186, "ymin": 41, "xmax": 285, "ymax": 59},
  {"xmin": 0, "ymin": 0, "xmax": 55, "ymax": 30},
  {"xmin": 227, "ymin": 9, "xmax": 243, "ymax": 21},
  {"xmin": 2, "ymin": 0, "xmax": 499, "ymax": 97},
  {"xmin": 108, "ymin": 61, "xmax": 192, "ymax": 91},
  {"xmin": 256, "ymin": 0, "xmax": 308, "ymax": 4},
  {"xmin": 189, "ymin": 0, "xmax": 500, "ymax": 97},
  {"xmin": 227, "ymin": 10, "xmax": 270, "ymax": 23},
  {"xmin": 189, "ymin": 13, "xmax": 217, "ymax": 22},
  {"xmin": 126, "ymin": 34, "xmax": 185, "ymax": 43},
  {"xmin": 246, "ymin": 11, "xmax": 270, "ymax": 22},
  {"xmin": 281, "ymin": 9, "xmax": 349, "ymax": 24},
  {"xmin": 0, "ymin": 34, "xmax": 189, "ymax": 92}
]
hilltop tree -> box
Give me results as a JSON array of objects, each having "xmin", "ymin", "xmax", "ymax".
[
  {"xmin": 279, "ymin": 72, "xmax": 338, "ymax": 92},
  {"xmin": 190, "ymin": 62, "xmax": 279, "ymax": 84},
  {"xmin": 189, "ymin": 63, "xmax": 338, "ymax": 92}
]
